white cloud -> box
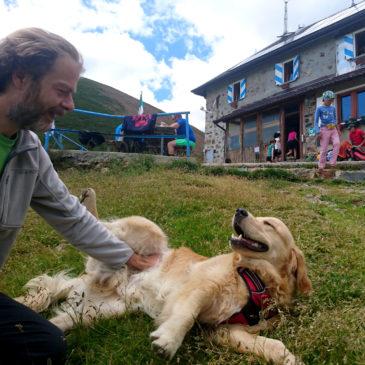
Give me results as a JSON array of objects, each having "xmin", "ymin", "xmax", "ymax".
[{"xmin": 0, "ymin": 0, "xmax": 355, "ymax": 131}]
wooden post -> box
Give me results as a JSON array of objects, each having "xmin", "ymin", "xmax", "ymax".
[
  {"xmin": 299, "ymin": 101, "xmax": 304, "ymax": 160},
  {"xmin": 240, "ymin": 117, "xmax": 244, "ymax": 162},
  {"xmin": 280, "ymin": 107, "xmax": 285, "ymax": 161},
  {"xmin": 256, "ymin": 113, "xmax": 263, "ymax": 161}
]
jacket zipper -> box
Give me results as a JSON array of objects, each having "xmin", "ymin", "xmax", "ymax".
[
  {"xmin": 0, "ymin": 146, "xmax": 38, "ymax": 223},
  {"xmin": 0, "ymin": 175, "xmax": 10, "ymax": 222}
]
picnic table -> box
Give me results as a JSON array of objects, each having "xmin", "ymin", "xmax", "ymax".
[{"xmin": 106, "ymin": 126, "xmax": 176, "ymax": 155}]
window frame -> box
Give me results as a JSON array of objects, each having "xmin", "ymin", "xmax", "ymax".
[
  {"xmin": 354, "ymin": 28, "xmax": 365, "ymax": 58},
  {"xmin": 227, "ymin": 121, "xmax": 241, "ymax": 151},
  {"xmin": 337, "ymin": 86, "xmax": 365, "ymax": 123},
  {"xmin": 233, "ymin": 82, "xmax": 241, "ymax": 102},
  {"xmin": 243, "ymin": 115, "xmax": 258, "ymax": 148},
  {"xmin": 276, "ymin": 55, "xmax": 299, "ymax": 86},
  {"xmin": 283, "ymin": 59, "xmax": 294, "ymax": 83}
]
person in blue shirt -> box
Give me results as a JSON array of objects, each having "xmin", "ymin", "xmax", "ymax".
[
  {"xmin": 160, "ymin": 114, "xmax": 196, "ymax": 156},
  {"xmin": 314, "ymin": 90, "xmax": 340, "ymax": 172}
]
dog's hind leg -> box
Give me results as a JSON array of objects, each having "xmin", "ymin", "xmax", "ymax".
[
  {"xmin": 50, "ymin": 297, "xmax": 127, "ymax": 332},
  {"xmin": 50, "ymin": 312, "xmax": 78, "ymax": 332},
  {"xmin": 15, "ymin": 272, "xmax": 79, "ymax": 313},
  {"xmin": 211, "ymin": 324, "xmax": 304, "ymax": 365}
]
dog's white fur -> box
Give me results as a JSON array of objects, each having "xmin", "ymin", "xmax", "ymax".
[{"xmin": 16, "ymin": 189, "xmax": 311, "ymax": 365}]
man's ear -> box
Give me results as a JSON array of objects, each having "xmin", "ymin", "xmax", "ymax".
[{"xmin": 11, "ymin": 71, "xmax": 31, "ymax": 90}]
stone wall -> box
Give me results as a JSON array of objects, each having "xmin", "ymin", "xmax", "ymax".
[
  {"xmin": 303, "ymin": 95, "xmax": 318, "ymax": 157},
  {"xmin": 49, "ymin": 150, "xmax": 195, "ymax": 170},
  {"xmin": 203, "ymin": 115, "xmax": 225, "ymax": 164}
]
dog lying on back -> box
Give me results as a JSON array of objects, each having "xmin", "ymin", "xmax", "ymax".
[
  {"xmin": 17, "ymin": 189, "xmax": 312, "ymax": 365},
  {"xmin": 16, "ymin": 188, "xmax": 168, "ymax": 324}
]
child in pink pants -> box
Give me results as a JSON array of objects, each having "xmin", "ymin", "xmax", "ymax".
[
  {"xmin": 314, "ymin": 91, "xmax": 340, "ymax": 171},
  {"xmin": 318, "ymin": 126, "xmax": 340, "ymax": 169}
]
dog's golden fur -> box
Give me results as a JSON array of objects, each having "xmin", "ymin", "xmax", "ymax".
[{"xmin": 16, "ymin": 189, "xmax": 311, "ymax": 365}]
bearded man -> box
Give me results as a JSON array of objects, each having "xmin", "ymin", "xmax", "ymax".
[{"xmin": 0, "ymin": 28, "xmax": 158, "ymax": 364}]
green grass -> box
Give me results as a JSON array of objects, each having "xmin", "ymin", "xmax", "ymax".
[{"xmin": 1, "ymin": 161, "xmax": 364, "ymax": 364}]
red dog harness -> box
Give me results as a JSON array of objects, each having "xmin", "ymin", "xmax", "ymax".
[{"xmin": 224, "ymin": 268, "xmax": 277, "ymax": 326}]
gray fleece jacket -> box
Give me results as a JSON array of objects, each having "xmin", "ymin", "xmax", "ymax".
[{"xmin": 0, "ymin": 130, "xmax": 133, "ymax": 269}]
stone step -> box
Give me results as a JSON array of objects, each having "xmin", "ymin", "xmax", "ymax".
[
  {"xmin": 204, "ymin": 160, "xmax": 365, "ymax": 170},
  {"xmin": 203, "ymin": 161, "xmax": 365, "ymax": 182}
]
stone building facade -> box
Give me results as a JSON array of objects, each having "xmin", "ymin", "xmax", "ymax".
[{"xmin": 193, "ymin": 4, "xmax": 365, "ymax": 164}]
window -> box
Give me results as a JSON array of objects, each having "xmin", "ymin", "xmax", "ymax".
[
  {"xmin": 341, "ymin": 95, "xmax": 351, "ymax": 122},
  {"xmin": 243, "ymin": 117, "xmax": 257, "ymax": 147},
  {"xmin": 358, "ymin": 91, "xmax": 365, "ymax": 118},
  {"xmin": 275, "ymin": 55, "xmax": 299, "ymax": 86},
  {"xmin": 355, "ymin": 30, "xmax": 365, "ymax": 57},
  {"xmin": 227, "ymin": 79, "xmax": 246, "ymax": 104},
  {"xmin": 339, "ymin": 89, "xmax": 365, "ymax": 122},
  {"xmin": 262, "ymin": 111, "xmax": 280, "ymax": 143},
  {"xmin": 284, "ymin": 60, "xmax": 294, "ymax": 83},
  {"xmin": 233, "ymin": 82, "xmax": 240, "ymax": 102},
  {"xmin": 228, "ymin": 123, "xmax": 241, "ymax": 150}
]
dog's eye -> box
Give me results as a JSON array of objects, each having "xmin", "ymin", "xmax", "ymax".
[{"xmin": 263, "ymin": 221, "xmax": 275, "ymax": 229}]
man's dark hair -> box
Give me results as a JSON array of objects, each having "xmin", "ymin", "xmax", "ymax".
[{"xmin": 0, "ymin": 28, "xmax": 83, "ymax": 93}]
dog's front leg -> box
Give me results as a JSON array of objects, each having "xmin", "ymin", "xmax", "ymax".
[
  {"xmin": 150, "ymin": 288, "xmax": 208, "ymax": 359},
  {"xmin": 211, "ymin": 324, "xmax": 304, "ymax": 365}
]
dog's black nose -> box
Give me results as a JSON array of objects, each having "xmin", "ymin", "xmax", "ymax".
[{"xmin": 236, "ymin": 208, "xmax": 248, "ymax": 218}]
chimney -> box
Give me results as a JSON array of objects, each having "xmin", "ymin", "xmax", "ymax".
[{"xmin": 283, "ymin": 0, "xmax": 288, "ymax": 35}]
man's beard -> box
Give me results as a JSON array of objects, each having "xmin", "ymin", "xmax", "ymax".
[{"xmin": 7, "ymin": 83, "xmax": 54, "ymax": 132}]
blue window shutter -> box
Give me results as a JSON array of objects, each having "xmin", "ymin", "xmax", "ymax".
[
  {"xmin": 344, "ymin": 34, "xmax": 354, "ymax": 60},
  {"xmin": 227, "ymin": 84, "xmax": 233, "ymax": 103},
  {"xmin": 292, "ymin": 55, "xmax": 300, "ymax": 81},
  {"xmin": 239, "ymin": 79, "xmax": 246, "ymax": 100},
  {"xmin": 275, "ymin": 63, "xmax": 283, "ymax": 85}
]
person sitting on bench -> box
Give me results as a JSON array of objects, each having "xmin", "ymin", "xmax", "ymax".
[{"xmin": 160, "ymin": 114, "xmax": 196, "ymax": 155}]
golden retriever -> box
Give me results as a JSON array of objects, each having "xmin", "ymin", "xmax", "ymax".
[{"xmin": 16, "ymin": 189, "xmax": 311, "ymax": 365}]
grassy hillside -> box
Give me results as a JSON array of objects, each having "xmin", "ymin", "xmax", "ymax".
[
  {"xmin": 1, "ymin": 160, "xmax": 364, "ymax": 365},
  {"xmin": 50, "ymin": 77, "xmax": 204, "ymax": 157}
]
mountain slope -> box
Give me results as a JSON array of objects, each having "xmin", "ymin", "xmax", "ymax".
[{"xmin": 53, "ymin": 77, "xmax": 204, "ymax": 157}]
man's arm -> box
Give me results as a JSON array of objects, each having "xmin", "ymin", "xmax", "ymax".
[
  {"xmin": 160, "ymin": 121, "xmax": 179, "ymax": 129},
  {"xmin": 31, "ymin": 143, "xmax": 158, "ymax": 271}
]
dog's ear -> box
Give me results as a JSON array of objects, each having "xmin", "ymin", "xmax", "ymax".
[
  {"xmin": 80, "ymin": 188, "xmax": 99, "ymax": 219},
  {"xmin": 291, "ymin": 248, "xmax": 312, "ymax": 295},
  {"xmin": 233, "ymin": 252, "xmax": 243, "ymax": 267}
]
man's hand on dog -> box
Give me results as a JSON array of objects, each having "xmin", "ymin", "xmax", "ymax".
[{"xmin": 127, "ymin": 253, "xmax": 160, "ymax": 270}]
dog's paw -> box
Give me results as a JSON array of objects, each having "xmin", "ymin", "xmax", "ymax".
[
  {"xmin": 50, "ymin": 315, "xmax": 74, "ymax": 332},
  {"xmin": 150, "ymin": 328, "xmax": 181, "ymax": 359},
  {"xmin": 283, "ymin": 353, "xmax": 305, "ymax": 365}
]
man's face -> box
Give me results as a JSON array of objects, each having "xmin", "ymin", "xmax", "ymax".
[
  {"xmin": 8, "ymin": 55, "xmax": 82, "ymax": 132},
  {"xmin": 323, "ymin": 99, "xmax": 334, "ymax": 106}
]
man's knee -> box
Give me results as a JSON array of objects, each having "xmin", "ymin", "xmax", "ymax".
[
  {"xmin": 43, "ymin": 324, "xmax": 67, "ymax": 364},
  {"xmin": 0, "ymin": 294, "xmax": 67, "ymax": 365}
]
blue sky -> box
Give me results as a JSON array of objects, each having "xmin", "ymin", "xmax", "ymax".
[{"xmin": 0, "ymin": 0, "xmax": 360, "ymax": 130}]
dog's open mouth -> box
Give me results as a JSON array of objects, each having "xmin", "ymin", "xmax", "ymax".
[{"xmin": 230, "ymin": 222, "xmax": 269, "ymax": 252}]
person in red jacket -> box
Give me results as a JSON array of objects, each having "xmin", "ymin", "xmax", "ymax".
[{"xmin": 349, "ymin": 120, "xmax": 365, "ymax": 153}]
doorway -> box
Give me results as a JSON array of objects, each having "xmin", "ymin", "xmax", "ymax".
[{"xmin": 284, "ymin": 104, "xmax": 301, "ymax": 160}]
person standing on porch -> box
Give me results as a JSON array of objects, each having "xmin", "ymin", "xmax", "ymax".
[{"xmin": 314, "ymin": 90, "xmax": 340, "ymax": 172}]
